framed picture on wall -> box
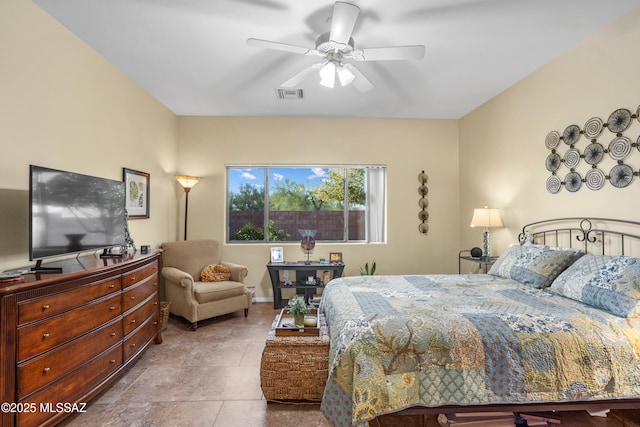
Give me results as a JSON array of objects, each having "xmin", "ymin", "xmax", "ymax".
[
  {"xmin": 123, "ymin": 168, "xmax": 150, "ymax": 219},
  {"xmin": 329, "ymin": 252, "xmax": 343, "ymax": 263},
  {"xmin": 270, "ymin": 247, "xmax": 284, "ymax": 263}
]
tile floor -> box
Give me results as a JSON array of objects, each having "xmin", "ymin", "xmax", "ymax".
[
  {"xmin": 60, "ymin": 302, "xmax": 637, "ymax": 427},
  {"xmin": 61, "ymin": 302, "xmax": 332, "ymax": 427}
]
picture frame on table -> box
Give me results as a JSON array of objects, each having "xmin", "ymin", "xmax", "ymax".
[
  {"xmin": 123, "ymin": 168, "xmax": 150, "ymax": 219},
  {"xmin": 270, "ymin": 247, "xmax": 284, "ymax": 263},
  {"xmin": 329, "ymin": 252, "xmax": 343, "ymax": 263}
]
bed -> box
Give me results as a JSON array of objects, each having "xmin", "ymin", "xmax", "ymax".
[{"xmin": 319, "ymin": 218, "xmax": 640, "ymax": 427}]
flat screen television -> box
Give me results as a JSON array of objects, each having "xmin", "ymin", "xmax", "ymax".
[{"xmin": 29, "ymin": 165, "xmax": 127, "ymax": 270}]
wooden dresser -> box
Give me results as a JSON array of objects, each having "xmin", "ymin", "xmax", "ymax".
[{"xmin": 0, "ymin": 251, "xmax": 162, "ymax": 427}]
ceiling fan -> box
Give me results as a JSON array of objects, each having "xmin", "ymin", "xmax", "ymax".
[{"xmin": 246, "ymin": 1, "xmax": 425, "ymax": 92}]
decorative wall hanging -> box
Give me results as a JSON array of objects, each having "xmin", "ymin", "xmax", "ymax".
[
  {"xmin": 545, "ymin": 103, "xmax": 640, "ymax": 193},
  {"xmin": 418, "ymin": 171, "xmax": 429, "ymax": 234}
]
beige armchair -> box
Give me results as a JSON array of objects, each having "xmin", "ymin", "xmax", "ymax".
[{"xmin": 160, "ymin": 240, "xmax": 252, "ymax": 330}]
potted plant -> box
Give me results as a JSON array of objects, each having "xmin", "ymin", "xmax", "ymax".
[
  {"xmin": 360, "ymin": 261, "xmax": 377, "ymax": 275},
  {"xmin": 288, "ymin": 295, "xmax": 311, "ymax": 327}
]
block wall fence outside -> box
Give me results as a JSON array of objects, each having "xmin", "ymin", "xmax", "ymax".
[{"xmin": 229, "ymin": 211, "xmax": 365, "ymax": 241}]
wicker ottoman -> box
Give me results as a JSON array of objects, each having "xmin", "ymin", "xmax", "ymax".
[{"xmin": 260, "ymin": 313, "xmax": 330, "ymax": 401}]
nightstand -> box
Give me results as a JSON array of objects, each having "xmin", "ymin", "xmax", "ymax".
[{"xmin": 459, "ymin": 250, "xmax": 498, "ymax": 274}]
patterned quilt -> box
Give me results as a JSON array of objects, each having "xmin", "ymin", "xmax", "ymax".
[{"xmin": 319, "ymin": 274, "xmax": 640, "ymax": 427}]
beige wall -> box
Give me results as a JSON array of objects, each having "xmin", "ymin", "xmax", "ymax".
[
  {"xmin": 177, "ymin": 116, "xmax": 460, "ymax": 299},
  {"xmin": 459, "ymin": 7, "xmax": 640, "ymax": 255},
  {"xmin": 0, "ymin": 0, "xmax": 179, "ymax": 270}
]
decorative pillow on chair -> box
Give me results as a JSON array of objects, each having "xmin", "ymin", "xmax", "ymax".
[
  {"xmin": 200, "ymin": 264, "xmax": 231, "ymax": 282},
  {"xmin": 550, "ymin": 254, "xmax": 640, "ymax": 318},
  {"xmin": 488, "ymin": 244, "xmax": 581, "ymax": 289}
]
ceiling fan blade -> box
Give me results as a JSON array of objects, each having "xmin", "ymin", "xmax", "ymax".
[
  {"xmin": 329, "ymin": 2, "xmax": 360, "ymax": 44},
  {"xmin": 246, "ymin": 38, "xmax": 317, "ymax": 56},
  {"xmin": 281, "ymin": 63, "xmax": 322, "ymax": 87},
  {"xmin": 352, "ymin": 45, "xmax": 426, "ymax": 61},
  {"xmin": 345, "ymin": 64, "xmax": 374, "ymax": 93}
]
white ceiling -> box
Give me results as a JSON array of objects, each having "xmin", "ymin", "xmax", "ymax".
[{"xmin": 33, "ymin": 0, "xmax": 640, "ymax": 119}]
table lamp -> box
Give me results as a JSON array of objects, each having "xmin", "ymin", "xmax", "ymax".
[{"xmin": 470, "ymin": 206, "xmax": 503, "ymax": 257}]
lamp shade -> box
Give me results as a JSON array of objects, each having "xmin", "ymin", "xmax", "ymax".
[
  {"xmin": 175, "ymin": 175, "xmax": 201, "ymax": 190},
  {"xmin": 470, "ymin": 207, "xmax": 503, "ymax": 228}
]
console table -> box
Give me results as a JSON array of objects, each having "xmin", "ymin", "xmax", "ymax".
[
  {"xmin": 266, "ymin": 262, "xmax": 345, "ymax": 309},
  {"xmin": 0, "ymin": 251, "xmax": 162, "ymax": 427}
]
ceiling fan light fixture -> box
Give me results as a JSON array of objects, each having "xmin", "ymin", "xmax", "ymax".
[
  {"xmin": 319, "ymin": 61, "xmax": 336, "ymax": 88},
  {"xmin": 337, "ymin": 64, "xmax": 355, "ymax": 86}
]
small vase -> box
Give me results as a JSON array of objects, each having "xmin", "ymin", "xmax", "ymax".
[{"xmin": 293, "ymin": 314, "xmax": 305, "ymax": 328}]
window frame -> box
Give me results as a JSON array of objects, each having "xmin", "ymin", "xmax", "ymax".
[{"xmin": 226, "ymin": 164, "xmax": 386, "ymax": 244}]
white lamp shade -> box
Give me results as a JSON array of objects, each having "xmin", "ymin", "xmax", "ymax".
[
  {"xmin": 470, "ymin": 207, "xmax": 503, "ymax": 228},
  {"xmin": 175, "ymin": 175, "xmax": 202, "ymax": 190},
  {"xmin": 337, "ymin": 65, "xmax": 355, "ymax": 86},
  {"xmin": 319, "ymin": 62, "xmax": 336, "ymax": 88}
]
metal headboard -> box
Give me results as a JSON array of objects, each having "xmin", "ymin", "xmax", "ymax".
[{"xmin": 519, "ymin": 217, "xmax": 640, "ymax": 256}]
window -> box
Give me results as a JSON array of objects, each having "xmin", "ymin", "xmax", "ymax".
[{"xmin": 227, "ymin": 165, "xmax": 386, "ymax": 243}]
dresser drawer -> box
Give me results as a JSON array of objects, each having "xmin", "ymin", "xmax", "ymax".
[
  {"xmin": 123, "ymin": 293, "xmax": 159, "ymax": 336},
  {"xmin": 122, "ymin": 274, "xmax": 158, "ymax": 313},
  {"xmin": 17, "ymin": 344, "xmax": 122, "ymax": 427},
  {"xmin": 124, "ymin": 312, "xmax": 159, "ymax": 362},
  {"xmin": 18, "ymin": 293, "xmax": 121, "ymax": 362},
  {"xmin": 122, "ymin": 260, "xmax": 158, "ymax": 289},
  {"xmin": 17, "ymin": 318, "xmax": 123, "ymax": 398},
  {"xmin": 19, "ymin": 276, "xmax": 121, "ymax": 325}
]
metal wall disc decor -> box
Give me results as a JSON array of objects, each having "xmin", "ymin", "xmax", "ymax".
[
  {"xmin": 563, "ymin": 125, "xmax": 581, "ymax": 145},
  {"xmin": 546, "ymin": 175, "xmax": 562, "ymax": 194},
  {"xmin": 546, "ymin": 152, "xmax": 561, "ymax": 172},
  {"xmin": 609, "ymin": 164, "xmax": 634, "ymax": 188},
  {"xmin": 608, "ymin": 136, "xmax": 632, "ymax": 160},
  {"xmin": 607, "ymin": 108, "xmax": 632, "ymax": 133},
  {"xmin": 418, "ymin": 171, "xmax": 429, "ymax": 235},
  {"xmin": 563, "ymin": 148, "xmax": 581, "ymax": 168},
  {"xmin": 583, "ymin": 117, "xmax": 604, "ymax": 139},
  {"xmin": 545, "ymin": 130, "xmax": 560, "ymax": 149},
  {"xmin": 564, "ymin": 171, "xmax": 582, "ymax": 192},
  {"xmin": 585, "ymin": 168, "xmax": 606, "ymax": 190},
  {"xmin": 546, "ymin": 103, "xmax": 639, "ymax": 193},
  {"xmin": 584, "ymin": 142, "xmax": 604, "ymax": 165}
]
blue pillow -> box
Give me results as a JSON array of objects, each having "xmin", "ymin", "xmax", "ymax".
[
  {"xmin": 488, "ymin": 244, "xmax": 581, "ymax": 289},
  {"xmin": 550, "ymin": 254, "xmax": 640, "ymax": 318}
]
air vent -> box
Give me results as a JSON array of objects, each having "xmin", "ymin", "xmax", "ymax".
[{"xmin": 276, "ymin": 89, "xmax": 304, "ymax": 100}]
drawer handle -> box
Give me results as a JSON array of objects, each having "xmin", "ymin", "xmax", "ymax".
[
  {"xmin": 130, "ymin": 343, "xmax": 136, "ymax": 348},
  {"xmin": 110, "ymin": 359, "xmax": 116, "ymax": 364},
  {"xmin": 43, "ymin": 367, "xmax": 50, "ymax": 373},
  {"xmin": 109, "ymin": 284, "xmax": 116, "ymax": 288},
  {"xmin": 109, "ymin": 306, "xmax": 116, "ymax": 310},
  {"xmin": 110, "ymin": 332, "xmax": 116, "ymax": 337},
  {"xmin": 42, "ymin": 304, "xmax": 50, "ymax": 310},
  {"xmin": 130, "ymin": 319, "xmax": 136, "ymax": 324},
  {"xmin": 42, "ymin": 333, "xmax": 50, "ymax": 339},
  {"xmin": 153, "ymin": 321, "xmax": 158, "ymax": 326},
  {"xmin": 154, "ymin": 301, "xmax": 158, "ymax": 305},
  {"xmin": 153, "ymin": 282, "xmax": 158, "ymax": 287},
  {"xmin": 129, "ymin": 277, "xmax": 136, "ymax": 282},
  {"xmin": 130, "ymin": 296, "xmax": 136, "ymax": 300}
]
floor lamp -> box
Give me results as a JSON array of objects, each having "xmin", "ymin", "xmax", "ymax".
[
  {"xmin": 175, "ymin": 175, "xmax": 201, "ymax": 240},
  {"xmin": 470, "ymin": 206, "xmax": 503, "ymax": 257}
]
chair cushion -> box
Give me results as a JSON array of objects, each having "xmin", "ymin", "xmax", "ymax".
[
  {"xmin": 200, "ymin": 264, "xmax": 231, "ymax": 282},
  {"xmin": 160, "ymin": 240, "xmax": 221, "ymax": 280},
  {"xmin": 194, "ymin": 280, "xmax": 246, "ymax": 304}
]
